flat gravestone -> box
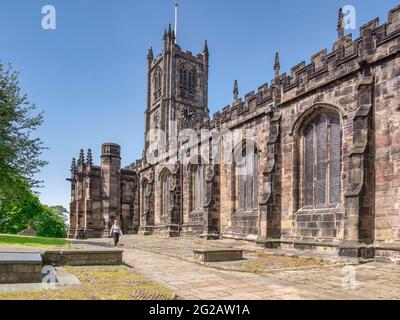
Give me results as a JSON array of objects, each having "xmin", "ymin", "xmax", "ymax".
[
  {"xmin": 193, "ymin": 249, "xmax": 244, "ymax": 262},
  {"xmin": 0, "ymin": 253, "xmax": 42, "ymax": 284}
]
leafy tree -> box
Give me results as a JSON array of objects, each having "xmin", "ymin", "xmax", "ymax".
[
  {"xmin": 0, "ymin": 62, "xmax": 47, "ymax": 191},
  {"xmin": 33, "ymin": 206, "xmax": 68, "ymax": 238},
  {"xmin": 47, "ymin": 205, "xmax": 69, "ymax": 225},
  {"xmin": 0, "ymin": 181, "xmax": 67, "ymax": 238},
  {"xmin": 0, "ymin": 179, "xmax": 40, "ymax": 235},
  {"xmin": 0, "ymin": 63, "xmax": 67, "ymax": 238}
]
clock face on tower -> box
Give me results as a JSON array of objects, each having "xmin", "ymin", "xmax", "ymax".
[
  {"xmin": 182, "ymin": 107, "xmax": 195, "ymax": 126},
  {"xmin": 182, "ymin": 107, "xmax": 194, "ymax": 122}
]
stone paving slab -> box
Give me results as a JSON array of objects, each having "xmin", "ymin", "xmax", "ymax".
[
  {"xmin": 123, "ymin": 248, "xmax": 360, "ymax": 300},
  {"xmin": 86, "ymin": 235, "xmax": 355, "ymax": 276},
  {"xmin": 81, "ymin": 235, "xmax": 400, "ymax": 300},
  {"xmin": 93, "ymin": 234, "xmax": 354, "ymax": 257}
]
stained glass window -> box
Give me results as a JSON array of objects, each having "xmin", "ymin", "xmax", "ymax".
[
  {"xmin": 303, "ymin": 113, "xmax": 341, "ymax": 207},
  {"xmin": 236, "ymin": 143, "xmax": 259, "ymax": 211},
  {"xmin": 161, "ymin": 172, "xmax": 171, "ymax": 216},
  {"xmin": 191, "ymin": 165, "xmax": 204, "ymax": 211}
]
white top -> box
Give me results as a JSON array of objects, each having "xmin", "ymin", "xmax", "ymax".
[{"xmin": 110, "ymin": 225, "xmax": 123, "ymax": 236}]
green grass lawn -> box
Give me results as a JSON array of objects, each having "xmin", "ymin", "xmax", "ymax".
[{"xmin": 0, "ymin": 234, "xmax": 70, "ymax": 248}]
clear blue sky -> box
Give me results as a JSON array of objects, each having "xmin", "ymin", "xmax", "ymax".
[{"xmin": 0, "ymin": 0, "xmax": 398, "ymax": 210}]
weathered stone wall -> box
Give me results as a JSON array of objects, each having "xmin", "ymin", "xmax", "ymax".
[
  {"xmin": 182, "ymin": 161, "xmax": 204, "ymax": 236},
  {"xmin": 138, "ymin": 166, "xmax": 155, "ymax": 235},
  {"xmin": 0, "ymin": 264, "xmax": 42, "ymax": 284},
  {"xmin": 68, "ymin": 5, "xmax": 400, "ymax": 258},
  {"xmin": 374, "ymin": 54, "xmax": 400, "ymax": 243},
  {"xmin": 68, "ymin": 145, "xmax": 137, "ymax": 239},
  {"xmin": 100, "ymin": 143, "xmax": 122, "ymax": 234},
  {"xmin": 218, "ymin": 108, "xmax": 270, "ymax": 240},
  {"xmin": 121, "ymin": 170, "xmax": 137, "ymax": 233},
  {"xmin": 152, "ymin": 164, "xmax": 181, "ymax": 236},
  {"xmin": 279, "ymin": 77, "xmax": 359, "ymax": 243}
]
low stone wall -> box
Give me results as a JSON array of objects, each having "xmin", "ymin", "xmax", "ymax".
[
  {"xmin": 374, "ymin": 246, "xmax": 400, "ymax": 262},
  {"xmin": 280, "ymin": 240, "xmax": 340, "ymax": 255},
  {"xmin": 0, "ymin": 253, "xmax": 42, "ymax": 284},
  {"xmin": 42, "ymin": 250, "xmax": 123, "ymax": 267}
]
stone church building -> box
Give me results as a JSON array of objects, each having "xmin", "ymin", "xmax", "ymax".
[{"xmin": 68, "ymin": 6, "xmax": 400, "ymax": 258}]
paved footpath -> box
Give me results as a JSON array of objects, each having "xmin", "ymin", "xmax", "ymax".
[
  {"xmin": 84, "ymin": 235, "xmax": 400, "ymax": 300},
  {"xmin": 123, "ymin": 248, "xmax": 359, "ymax": 300}
]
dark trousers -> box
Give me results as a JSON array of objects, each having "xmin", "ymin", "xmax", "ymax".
[{"xmin": 113, "ymin": 232, "xmax": 120, "ymax": 247}]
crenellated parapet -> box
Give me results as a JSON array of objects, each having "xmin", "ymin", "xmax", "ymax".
[
  {"xmin": 205, "ymin": 80, "xmax": 275, "ymax": 131},
  {"xmin": 205, "ymin": 5, "xmax": 400, "ymax": 129},
  {"xmin": 280, "ymin": 6, "xmax": 400, "ymax": 103}
]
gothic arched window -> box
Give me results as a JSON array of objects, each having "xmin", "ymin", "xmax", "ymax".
[
  {"xmin": 236, "ymin": 142, "xmax": 259, "ymax": 211},
  {"xmin": 160, "ymin": 171, "xmax": 172, "ymax": 216},
  {"xmin": 190, "ymin": 164, "xmax": 205, "ymax": 211},
  {"xmin": 153, "ymin": 68, "xmax": 162, "ymax": 101},
  {"xmin": 141, "ymin": 179, "xmax": 148, "ymax": 220},
  {"xmin": 188, "ymin": 68, "xmax": 196, "ymax": 93},
  {"xmin": 179, "ymin": 66, "xmax": 186, "ymax": 89},
  {"xmin": 179, "ymin": 65, "xmax": 196, "ymax": 95},
  {"xmin": 302, "ymin": 113, "xmax": 341, "ymax": 207}
]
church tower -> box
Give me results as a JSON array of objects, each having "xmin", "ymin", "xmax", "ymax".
[{"xmin": 144, "ymin": 26, "xmax": 209, "ymax": 160}]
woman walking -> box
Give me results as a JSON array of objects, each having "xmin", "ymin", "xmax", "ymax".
[{"xmin": 110, "ymin": 220, "xmax": 123, "ymax": 248}]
